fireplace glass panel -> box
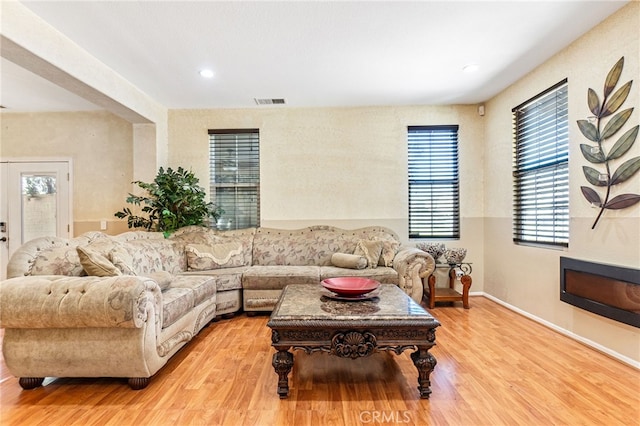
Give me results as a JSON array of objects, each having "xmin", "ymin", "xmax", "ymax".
[
  {"xmin": 560, "ymin": 257, "xmax": 640, "ymax": 328},
  {"xmin": 564, "ymin": 270, "xmax": 640, "ymax": 313}
]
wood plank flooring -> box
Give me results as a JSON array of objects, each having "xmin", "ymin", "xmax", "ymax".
[{"xmin": 1, "ymin": 297, "xmax": 638, "ymax": 425}]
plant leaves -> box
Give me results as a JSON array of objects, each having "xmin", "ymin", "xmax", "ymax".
[
  {"xmin": 587, "ymin": 88, "xmax": 600, "ymax": 116},
  {"xmin": 114, "ymin": 166, "xmax": 221, "ymax": 233},
  {"xmin": 580, "ymin": 144, "xmax": 605, "ymax": 163},
  {"xmin": 581, "ymin": 186, "xmax": 602, "ymax": 206},
  {"xmin": 583, "ymin": 166, "xmax": 608, "ymax": 186},
  {"xmin": 608, "ymin": 125, "xmax": 639, "ymax": 160},
  {"xmin": 601, "ymin": 108, "xmax": 634, "ymax": 140},
  {"xmin": 604, "ymin": 57, "xmax": 624, "ymax": 98},
  {"xmin": 576, "ymin": 119, "xmax": 599, "ymax": 142},
  {"xmin": 604, "ymin": 194, "xmax": 640, "ymax": 210},
  {"xmin": 610, "ymin": 156, "xmax": 640, "ymax": 185},
  {"xmin": 601, "ymin": 81, "xmax": 633, "ymax": 117}
]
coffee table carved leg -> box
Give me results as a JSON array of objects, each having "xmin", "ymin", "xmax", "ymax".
[
  {"xmin": 411, "ymin": 348, "xmax": 437, "ymax": 399},
  {"xmin": 272, "ymin": 349, "xmax": 294, "ymax": 398}
]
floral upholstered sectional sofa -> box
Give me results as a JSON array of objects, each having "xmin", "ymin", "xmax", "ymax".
[{"xmin": 0, "ymin": 225, "xmax": 434, "ymax": 390}]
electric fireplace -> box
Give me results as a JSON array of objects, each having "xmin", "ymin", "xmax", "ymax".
[{"xmin": 560, "ymin": 257, "xmax": 640, "ymax": 328}]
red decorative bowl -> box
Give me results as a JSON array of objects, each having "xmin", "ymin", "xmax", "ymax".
[{"xmin": 321, "ymin": 277, "xmax": 380, "ymax": 297}]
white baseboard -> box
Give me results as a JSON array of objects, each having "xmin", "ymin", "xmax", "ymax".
[{"xmin": 478, "ymin": 293, "xmax": 640, "ymax": 370}]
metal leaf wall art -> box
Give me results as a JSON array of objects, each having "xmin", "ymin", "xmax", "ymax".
[{"xmin": 577, "ymin": 56, "xmax": 640, "ymax": 229}]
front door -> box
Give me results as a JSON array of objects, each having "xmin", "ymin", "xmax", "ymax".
[{"xmin": 0, "ymin": 160, "xmax": 72, "ymax": 280}]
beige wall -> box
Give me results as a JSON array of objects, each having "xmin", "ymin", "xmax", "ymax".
[
  {"xmin": 169, "ymin": 105, "xmax": 486, "ymax": 289},
  {"xmin": 1, "ymin": 0, "xmax": 170, "ymax": 202},
  {"xmin": 0, "ymin": 110, "xmax": 134, "ymax": 235},
  {"xmin": 484, "ymin": 2, "xmax": 640, "ymax": 363}
]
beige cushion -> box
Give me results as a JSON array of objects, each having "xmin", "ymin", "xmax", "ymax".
[
  {"xmin": 162, "ymin": 287, "xmax": 195, "ymax": 328},
  {"xmin": 109, "ymin": 244, "xmax": 136, "ymax": 275},
  {"xmin": 145, "ymin": 271, "xmax": 173, "ymax": 291},
  {"xmin": 31, "ymin": 246, "xmax": 86, "ymax": 276},
  {"xmin": 330, "ymin": 252, "xmax": 367, "ymax": 269},
  {"xmin": 242, "ymin": 265, "xmax": 319, "ymax": 290},
  {"xmin": 378, "ymin": 240, "xmax": 400, "ymax": 267},
  {"xmin": 354, "ymin": 240, "xmax": 384, "ymax": 269},
  {"xmin": 185, "ymin": 242, "xmax": 244, "ymax": 271},
  {"xmin": 76, "ymin": 238, "xmax": 137, "ymax": 277},
  {"xmin": 76, "ymin": 245, "xmax": 121, "ymax": 277},
  {"xmin": 168, "ymin": 275, "xmax": 217, "ymax": 306}
]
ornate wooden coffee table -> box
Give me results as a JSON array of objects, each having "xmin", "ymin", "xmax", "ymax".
[{"xmin": 267, "ymin": 284, "xmax": 440, "ymax": 399}]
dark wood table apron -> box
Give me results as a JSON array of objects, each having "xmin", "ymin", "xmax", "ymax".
[{"xmin": 267, "ymin": 284, "xmax": 441, "ymax": 399}]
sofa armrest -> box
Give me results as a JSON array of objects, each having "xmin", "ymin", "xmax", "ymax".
[
  {"xmin": 393, "ymin": 247, "xmax": 435, "ymax": 303},
  {"xmin": 0, "ymin": 275, "xmax": 162, "ymax": 330}
]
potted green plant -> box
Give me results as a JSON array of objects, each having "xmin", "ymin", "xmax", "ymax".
[{"xmin": 114, "ymin": 166, "xmax": 224, "ymax": 235}]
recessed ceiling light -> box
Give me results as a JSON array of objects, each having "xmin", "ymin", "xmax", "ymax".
[
  {"xmin": 199, "ymin": 69, "xmax": 214, "ymax": 78},
  {"xmin": 462, "ymin": 63, "xmax": 479, "ymax": 73}
]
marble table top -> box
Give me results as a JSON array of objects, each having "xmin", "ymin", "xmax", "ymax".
[{"xmin": 269, "ymin": 284, "xmax": 438, "ymax": 326}]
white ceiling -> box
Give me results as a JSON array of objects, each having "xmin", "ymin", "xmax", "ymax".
[{"xmin": 0, "ymin": 0, "xmax": 629, "ymax": 112}]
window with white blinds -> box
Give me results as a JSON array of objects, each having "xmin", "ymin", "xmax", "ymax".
[
  {"xmin": 209, "ymin": 129, "xmax": 260, "ymax": 230},
  {"xmin": 408, "ymin": 125, "xmax": 460, "ymax": 239},
  {"xmin": 512, "ymin": 79, "xmax": 569, "ymax": 247}
]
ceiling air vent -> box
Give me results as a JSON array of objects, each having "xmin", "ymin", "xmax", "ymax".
[{"xmin": 254, "ymin": 98, "xmax": 286, "ymax": 105}]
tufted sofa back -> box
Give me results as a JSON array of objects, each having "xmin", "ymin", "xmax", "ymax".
[
  {"xmin": 111, "ymin": 231, "xmax": 186, "ymax": 275},
  {"xmin": 7, "ymin": 225, "xmax": 402, "ymax": 277},
  {"xmin": 251, "ymin": 225, "xmax": 400, "ymax": 266},
  {"xmin": 7, "ymin": 232, "xmax": 107, "ymax": 279},
  {"xmin": 169, "ymin": 225, "xmax": 256, "ymax": 266},
  {"xmin": 7, "ymin": 231, "xmax": 185, "ymax": 278}
]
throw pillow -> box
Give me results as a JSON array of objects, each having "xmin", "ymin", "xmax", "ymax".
[
  {"xmin": 144, "ymin": 271, "xmax": 173, "ymax": 291},
  {"xmin": 330, "ymin": 252, "xmax": 367, "ymax": 270},
  {"xmin": 76, "ymin": 244, "xmax": 121, "ymax": 277},
  {"xmin": 353, "ymin": 239, "xmax": 384, "ymax": 269},
  {"xmin": 109, "ymin": 243, "xmax": 137, "ymax": 275},
  {"xmin": 378, "ymin": 240, "xmax": 401, "ymax": 267},
  {"xmin": 31, "ymin": 246, "xmax": 86, "ymax": 276},
  {"xmin": 185, "ymin": 241, "xmax": 244, "ymax": 271}
]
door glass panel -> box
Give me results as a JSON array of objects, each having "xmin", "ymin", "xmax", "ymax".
[{"xmin": 21, "ymin": 173, "xmax": 57, "ymax": 243}]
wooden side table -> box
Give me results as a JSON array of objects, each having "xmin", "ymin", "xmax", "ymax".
[{"xmin": 425, "ymin": 263, "xmax": 472, "ymax": 309}]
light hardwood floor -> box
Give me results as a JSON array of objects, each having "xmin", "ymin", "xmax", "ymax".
[{"xmin": 1, "ymin": 296, "xmax": 638, "ymax": 426}]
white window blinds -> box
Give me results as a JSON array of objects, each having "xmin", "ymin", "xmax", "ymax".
[
  {"xmin": 512, "ymin": 80, "xmax": 569, "ymax": 247},
  {"xmin": 408, "ymin": 125, "xmax": 460, "ymax": 239},
  {"xmin": 209, "ymin": 129, "xmax": 260, "ymax": 230}
]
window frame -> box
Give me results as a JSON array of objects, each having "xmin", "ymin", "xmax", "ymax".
[
  {"xmin": 407, "ymin": 125, "xmax": 460, "ymax": 240},
  {"xmin": 208, "ymin": 129, "xmax": 260, "ymax": 230},
  {"xmin": 512, "ymin": 79, "xmax": 569, "ymax": 248}
]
